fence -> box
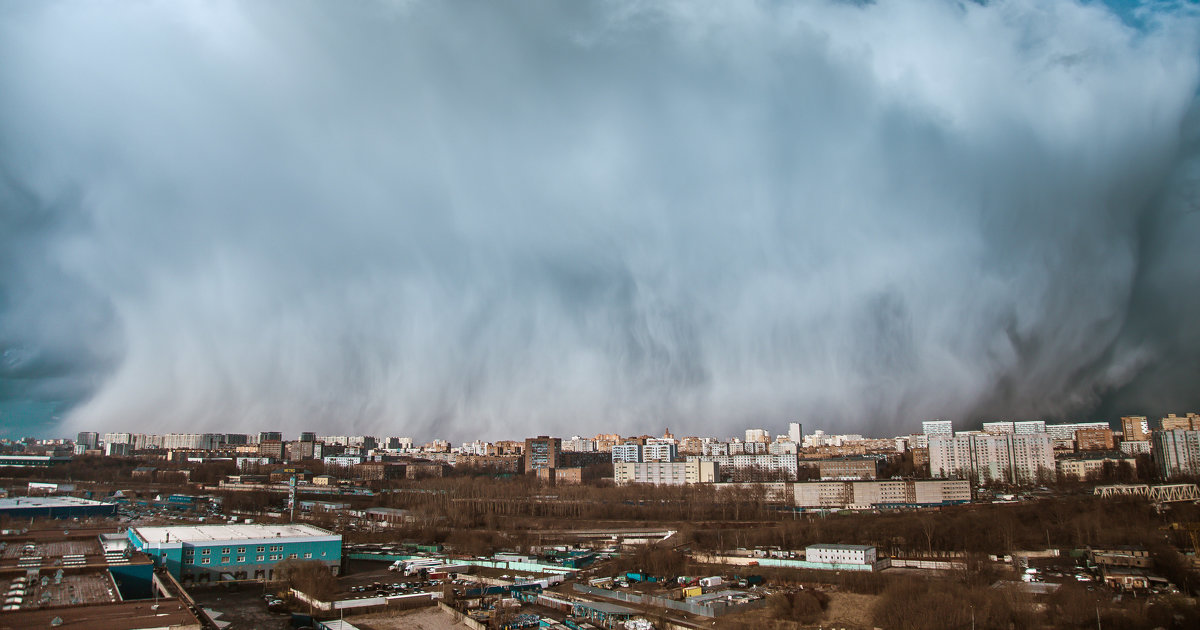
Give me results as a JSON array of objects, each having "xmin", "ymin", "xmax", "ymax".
[
  {"xmin": 438, "ymin": 601, "xmax": 489, "ymax": 630},
  {"xmin": 572, "ymin": 583, "xmax": 768, "ymax": 618}
]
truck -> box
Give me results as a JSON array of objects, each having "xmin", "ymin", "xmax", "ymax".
[
  {"xmin": 699, "ymin": 576, "xmax": 723, "ymax": 588},
  {"xmin": 397, "ymin": 558, "xmax": 446, "ymax": 575}
]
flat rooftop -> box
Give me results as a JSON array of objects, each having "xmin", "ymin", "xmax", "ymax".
[
  {"xmin": 132, "ymin": 523, "xmax": 336, "ymax": 544},
  {"xmin": 807, "ymin": 543, "xmax": 875, "ymax": 551},
  {"xmin": 0, "ymin": 496, "xmax": 107, "ymax": 509},
  {"xmin": 0, "ymin": 599, "xmax": 199, "ymax": 630}
]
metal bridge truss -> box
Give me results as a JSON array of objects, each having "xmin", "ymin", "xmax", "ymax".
[{"xmin": 1094, "ymin": 484, "xmax": 1200, "ymax": 503}]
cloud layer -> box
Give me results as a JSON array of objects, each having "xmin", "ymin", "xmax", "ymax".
[{"xmin": 1, "ymin": 1, "xmax": 1198, "ymax": 441}]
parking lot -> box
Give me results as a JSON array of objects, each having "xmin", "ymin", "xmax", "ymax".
[{"xmin": 337, "ymin": 560, "xmax": 466, "ymax": 600}]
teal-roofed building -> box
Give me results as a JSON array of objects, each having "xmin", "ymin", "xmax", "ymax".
[{"xmin": 127, "ymin": 523, "xmax": 341, "ymax": 583}]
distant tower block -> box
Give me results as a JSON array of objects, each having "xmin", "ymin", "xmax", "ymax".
[{"xmin": 922, "ymin": 420, "xmax": 952, "ymax": 437}]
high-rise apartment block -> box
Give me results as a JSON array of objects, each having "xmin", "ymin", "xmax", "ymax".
[
  {"xmin": 745, "ymin": 428, "xmax": 770, "ymax": 443},
  {"xmin": 642, "ymin": 441, "xmax": 678, "ymax": 462},
  {"xmin": 1160, "ymin": 413, "xmax": 1200, "ymax": 431},
  {"xmin": 76, "ymin": 432, "xmax": 99, "ymax": 450},
  {"xmin": 613, "ymin": 460, "xmax": 718, "ymax": 485},
  {"xmin": 982, "ymin": 422, "xmax": 1014, "ymax": 434},
  {"xmin": 929, "ymin": 432, "xmax": 1054, "ymax": 484},
  {"xmin": 1075, "ymin": 428, "xmax": 1115, "ymax": 451},
  {"xmin": 1121, "ymin": 416, "xmax": 1149, "ymax": 441},
  {"xmin": 1014, "ymin": 420, "xmax": 1046, "ymax": 435},
  {"xmin": 610, "ymin": 444, "xmax": 642, "ymax": 463},
  {"xmin": 1152, "ymin": 429, "xmax": 1200, "ymax": 479},
  {"xmin": 523, "ymin": 436, "xmax": 561, "ymax": 473}
]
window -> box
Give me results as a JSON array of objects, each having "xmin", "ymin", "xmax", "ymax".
[
  {"xmin": 304, "ymin": 553, "xmax": 312, "ymax": 559},
  {"xmin": 221, "ymin": 556, "xmax": 230, "ymax": 564},
  {"xmin": 222, "ymin": 547, "xmax": 230, "ymax": 554},
  {"xmin": 289, "ymin": 553, "xmax": 298, "ymax": 559},
  {"xmin": 237, "ymin": 547, "xmax": 246, "ymax": 554},
  {"xmin": 256, "ymin": 546, "xmax": 264, "ymax": 552},
  {"xmin": 256, "ymin": 555, "xmax": 264, "ymax": 562},
  {"xmin": 201, "ymin": 559, "xmax": 210, "ymax": 565},
  {"xmin": 237, "ymin": 556, "xmax": 245, "ymax": 563},
  {"xmin": 202, "ymin": 549, "xmax": 210, "ymax": 555}
]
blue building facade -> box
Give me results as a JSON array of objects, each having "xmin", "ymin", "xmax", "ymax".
[{"xmin": 127, "ymin": 523, "xmax": 341, "ymax": 583}]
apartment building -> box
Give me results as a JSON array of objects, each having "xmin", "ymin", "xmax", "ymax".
[
  {"xmin": 613, "ymin": 461, "xmax": 719, "ymax": 485},
  {"xmin": 817, "ymin": 457, "xmax": 879, "ymax": 480}
]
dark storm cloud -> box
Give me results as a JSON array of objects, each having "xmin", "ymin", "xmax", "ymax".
[{"xmin": 0, "ymin": 0, "xmax": 1197, "ymax": 441}]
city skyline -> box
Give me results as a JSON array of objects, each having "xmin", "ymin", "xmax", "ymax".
[{"xmin": 3, "ymin": 2, "xmax": 1200, "ymax": 440}]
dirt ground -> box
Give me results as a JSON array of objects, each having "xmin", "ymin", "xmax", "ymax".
[
  {"xmin": 822, "ymin": 591, "xmax": 879, "ymax": 628},
  {"xmin": 346, "ymin": 606, "xmax": 475, "ymax": 630}
]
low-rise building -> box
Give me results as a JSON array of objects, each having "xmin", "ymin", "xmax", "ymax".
[
  {"xmin": 1089, "ymin": 546, "xmax": 1152, "ymax": 569},
  {"xmin": 1056, "ymin": 453, "xmax": 1137, "ymax": 481},
  {"xmin": 537, "ymin": 466, "xmax": 583, "ymax": 485},
  {"xmin": 806, "ymin": 543, "xmax": 877, "ymax": 566}
]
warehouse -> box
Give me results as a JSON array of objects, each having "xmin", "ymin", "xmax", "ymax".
[{"xmin": 127, "ymin": 523, "xmax": 341, "ymax": 583}]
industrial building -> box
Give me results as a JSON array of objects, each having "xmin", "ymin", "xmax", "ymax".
[
  {"xmin": 0, "ymin": 496, "xmax": 117, "ymax": 520},
  {"xmin": 0, "ymin": 527, "xmax": 202, "ymax": 629},
  {"xmin": 127, "ymin": 523, "xmax": 341, "ymax": 583},
  {"xmin": 0, "ymin": 455, "xmax": 72, "ymax": 468}
]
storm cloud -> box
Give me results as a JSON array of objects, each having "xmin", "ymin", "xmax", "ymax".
[{"xmin": 1, "ymin": 1, "xmax": 1198, "ymax": 441}]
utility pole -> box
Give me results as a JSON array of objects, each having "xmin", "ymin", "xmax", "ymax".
[{"xmin": 289, "ymin": 475, "xmax": 297, "ymax": 523}]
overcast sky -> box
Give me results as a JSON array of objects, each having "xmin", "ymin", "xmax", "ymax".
[{"xmin": 2, "ymin": 1, "xmax": 1199, "ymax": 442}]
